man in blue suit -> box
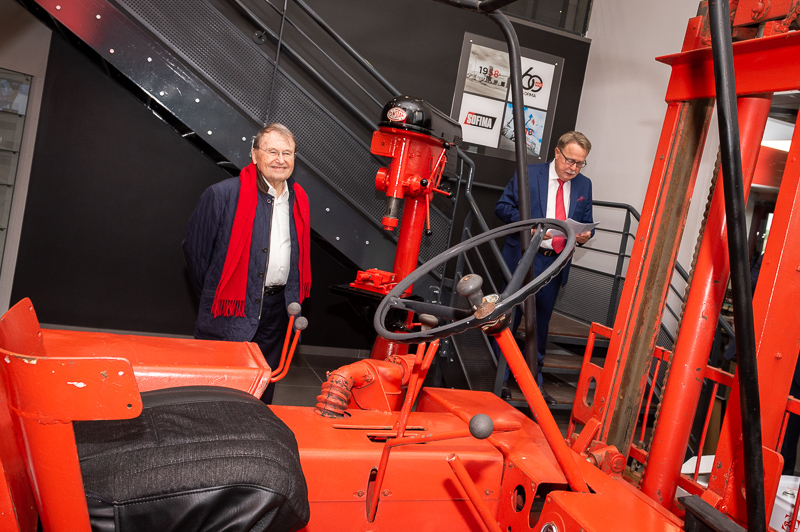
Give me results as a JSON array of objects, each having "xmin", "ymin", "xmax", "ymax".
[{"xmin": 495, "ymin": 131, "xmax": 594, "ymax": 403}]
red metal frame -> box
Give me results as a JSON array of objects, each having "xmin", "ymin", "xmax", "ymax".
[
  {"xmin": 640, "ymin": 92, "xmax": 773, "ymax": 510},
  {"xmin": 7, "ymin": 2, "xmax": 800, "ymax": 531}
]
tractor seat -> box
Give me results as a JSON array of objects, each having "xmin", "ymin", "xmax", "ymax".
[{"xmin": 74, "ymin": 385, "xmax": 310, "ymax": 532}]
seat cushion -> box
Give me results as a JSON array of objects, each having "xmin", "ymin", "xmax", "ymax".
[{"xmin": 74, "ymin": 386, "xmax": 309, "ymax": 532}]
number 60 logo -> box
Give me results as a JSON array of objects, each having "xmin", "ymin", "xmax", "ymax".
[{"xmin": 522, "ymin": 67, "xmax": 544, "ymax": 92}]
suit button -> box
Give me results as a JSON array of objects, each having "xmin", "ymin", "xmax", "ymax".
[
  {"xmin": 258, "ymin": 272, "xmax": 264, "ymax": 277},
  {"xmin": 263, "ymin": 248, "xmax": 268, "ymax": 253},
  {"xmin": 255, "ymin": 298, "xmax": 261, "ymax": 303}
]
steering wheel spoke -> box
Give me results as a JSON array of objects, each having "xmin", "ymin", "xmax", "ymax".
[
  {"xmin": 384, "ymin": 297, "xmax": 473, "ymax": 322},
  {"xmin": 374, "ymin": 218, "xmax": 575, "ymax": 343},
  {"xmin": 373, "ymin": 218, "xmax": 575, "ymax": 343}
]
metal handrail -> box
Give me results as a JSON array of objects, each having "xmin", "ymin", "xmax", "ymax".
[
  {"xmin": 229, "ymin": 0, "xmax": 384, "ymax": 130},
  {"xmin": 292, "ymin": 0, "xmax": 401, "ymax": 97},
  {"xmin": 451, "ymin": 178, "xmax": 733, "ymax": 356}
]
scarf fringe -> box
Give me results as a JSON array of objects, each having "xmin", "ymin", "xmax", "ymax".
[{"xmin": 211, "ymin": 299, "xmax": 246, "ymax": 318}]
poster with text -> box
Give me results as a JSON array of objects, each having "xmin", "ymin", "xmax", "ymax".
[{"xmin": 451, "ymin": 33, "xmax": 563, "ymax": 161}]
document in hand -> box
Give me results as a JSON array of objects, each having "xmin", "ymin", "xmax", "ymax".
[{"xmin": 548, "ymin": 218, "xmax": 600, "ymax": 238}]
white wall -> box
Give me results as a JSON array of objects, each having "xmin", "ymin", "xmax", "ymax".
[
  {"xmin": 0, "ymin": 0, "xmax": 51, "ymax": 312},
  {"xmin": 576, "ymin": 0, "xmax": 721, "ymax": 271}
]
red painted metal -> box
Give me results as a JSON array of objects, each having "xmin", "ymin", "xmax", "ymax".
[
  {"xmin": 494, "ymin": 328, "xmax": 590, "ymax": 494},
  {"xmin": 791, "ymin": 481, "xmax": 800, "ymax": 532},
  {"xmin": 366, "ymin": 421, "xmax": 521, "ymax": 522},
  {"xmin": 315, "ymin": 358, "xmax": 410, "ymax": 415},
  {"xmin": 271, "ymin": 315, "xmax": 305, "ymax": 383},
  {"xmin": 391, "ymin": 341, "xmax": 438, "ymax": 436},
  {"xmin": 732, "ymin": 0, "xmax": 798, "ymax": 27},
  {"xmin": 39, "ymin": 329, "xmax": 270, "ymax": 395},
  {"xmin": 590, "ymin": 94, "xmax": 713, "ymax": 455},
  {"xmin": 0, "ymin": 301, "xmax": 143, "ymax": 532},
  {"xmin": 641, "ymin": 93, "xmax": 771, "ymax": 510},
  {"xmin": 0, "ymin": 294, "xmax": 705, "ymax": 532},
  {"xmin": 446, "ymin": 453, "xmax": 504, "ymax": 532},
  {"xmin": 9, "ymin": 3, "xmax": 800, "ymax": 531},
  {"xmin": 0, "ymin": 298, "xmax": 284, "ymax": 532},
  {"xmin": 416, "ymin": 388, "xmax": 684, "ymax": 531},
  {"xmin": 569, "ymin": 322, "xmax": 610, "ymax": 433},
  {"xmin": 355, "ymin": 127, "xmax": 450, "ymax": 360},
  {"xmin": 659, "ymin": 31, "xmax": 800, "ymax": 102},
  {"xmin": 270, "ymin": 313, "xmax": 297, "ymax": 379},
  {"xmin": 706, "ymin": 112, "xmax": 800, "ymax": 526},
  {"xmin": 351, "ymin": 268, "xmax": 407, "ymax": 296}
]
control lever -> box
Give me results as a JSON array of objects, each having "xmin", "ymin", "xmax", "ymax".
[
  {"xmin": 446, "ymin": 413, "xmax": 513, "ymax": 532},
  {"xmin": 368, "ymin": 413, "xmax": 520, "ymax": 523},
  {"xmin": 271, "ymin": 303, "xmax": 308, "ymax": 383}
]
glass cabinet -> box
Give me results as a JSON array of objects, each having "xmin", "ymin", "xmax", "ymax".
[{"xmin": 0, "ymin": 68, "xmax": 32, "ymax": 270}]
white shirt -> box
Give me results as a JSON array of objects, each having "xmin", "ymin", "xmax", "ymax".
[
  {"xmin": 542, "ymin": 161, "xmax": 571, "ymax": 250},
  {"xmin": 264, "ymin": 181, "xmax": 292, "ymax": 287}
]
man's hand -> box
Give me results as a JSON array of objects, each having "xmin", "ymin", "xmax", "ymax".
[
  {"xmin": 532, "ymin": 227, "xmax": 553, "ymax": 240},
  {"xmin": 533, "ymin": 229, "xmax": 591, "ymax": 244}
]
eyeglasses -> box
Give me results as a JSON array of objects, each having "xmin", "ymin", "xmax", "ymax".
[
  {"xmin": 557, "ymin": 148, "xmax": 587, "ymax": 169},
  {"xmin": 257, "ymin": 147, "xmax": 295, "ymax": 159}
]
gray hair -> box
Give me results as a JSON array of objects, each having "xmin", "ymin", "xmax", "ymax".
[
  {"xmin": 557, "ymin": 131, "xmax": 591, "ymax": 154},
  {"xmin": 252, "ymin": 123, "xmax": 297, "ymax": 151}
]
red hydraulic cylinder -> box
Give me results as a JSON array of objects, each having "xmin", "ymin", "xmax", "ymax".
[
  {"xmin": 705, "ymin": 107, "xmax": 800, "ymax": 525},
  {"xmin": 641, "ymin": 94, "xmax": 771, "ymax": 509}
]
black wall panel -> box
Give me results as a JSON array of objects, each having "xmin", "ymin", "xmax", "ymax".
[
  {"xmin": 11, "ymin": 31, "xmax": 223, "ymax": 334},
  {"xmin": 303, "ymin": 0, "xmax": 591, "ymax": 190}
]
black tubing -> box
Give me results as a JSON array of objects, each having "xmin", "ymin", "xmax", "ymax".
[{"xmin": 708, "ymin": 1, "xmax": 766, "ymax": 530}]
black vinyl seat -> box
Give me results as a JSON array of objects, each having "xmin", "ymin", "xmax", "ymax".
[{"xmin": 74, "ymin": 386, "xmax": 309, "ymax": 532}]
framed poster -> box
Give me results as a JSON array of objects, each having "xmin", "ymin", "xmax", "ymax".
[{"xmin": 451, "ymin": 33, "xmax": 564, "ymax": 162}]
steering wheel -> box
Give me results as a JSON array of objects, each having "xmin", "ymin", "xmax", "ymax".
[{"xmin": 374, "ymin": 218, "xmax": 576, "ymax": 342}]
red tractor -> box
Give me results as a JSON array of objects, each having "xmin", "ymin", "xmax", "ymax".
[{"xmin": 3, "ymin": 1, "xmax": 800, "ymax": 531}]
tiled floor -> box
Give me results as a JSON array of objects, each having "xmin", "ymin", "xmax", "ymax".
[{"xmin": 272, "ymin": 346, "xmax": 366, "ymax": 407}]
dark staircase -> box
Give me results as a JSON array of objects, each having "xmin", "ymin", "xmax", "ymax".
[{"xmin": 20, "ymin": 0, "xmax": 455, "ymax": 281}]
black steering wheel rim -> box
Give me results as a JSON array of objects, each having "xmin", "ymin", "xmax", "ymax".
[{"xmin": 374, "ymin": 218, "xmax": 576, "ymax": 343}]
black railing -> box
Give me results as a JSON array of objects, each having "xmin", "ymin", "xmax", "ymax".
[
  {"xmin": 439, "ymin": 173, "xmax": 735, "ymax": 402},
  {"xmin": 230, "ymin": 0, "xmax": 400, "ymax": 131},
  {"xmin": 221, "ymin": 0, "xmax": 460, "ymax": 266}
]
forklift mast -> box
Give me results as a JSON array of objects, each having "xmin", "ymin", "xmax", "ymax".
[{"xmin": 571, "ymin": 0, "xmax": 800, "ymax": 528}]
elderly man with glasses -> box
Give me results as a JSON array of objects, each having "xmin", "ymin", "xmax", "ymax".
[
  {"xmin": 183, "ymin": 123, "xmax": 311, "ymax": 404},
  {"xmin": 495, "ymin": 131, "xmax": 594, "ymax": 405}
]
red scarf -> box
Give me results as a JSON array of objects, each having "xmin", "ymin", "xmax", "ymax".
[
  {"xmin": 212, "ymin": 163, "xmax": 311, "ymax": 317},
  {"xmin": 292, "ymin": 183, "xmax": 312, "ymax": 302}
]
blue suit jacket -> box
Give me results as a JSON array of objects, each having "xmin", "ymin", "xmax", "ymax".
[
  {"xmin": 182, "ymin": 177, "xmax": 302, "ymax": 342},
  {"xmin": 495, "ymin": 161, "xmax": 593, "ymax": 286}
]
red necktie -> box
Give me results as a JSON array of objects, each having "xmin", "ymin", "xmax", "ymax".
[{"xmin": 553, "ymin": 180, "xmax": 566, "ymax": 254}]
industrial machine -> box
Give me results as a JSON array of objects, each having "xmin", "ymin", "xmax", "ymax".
[{"xmin": 3, "ymin": 0, "xmax": 800, "ymax": 531}]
